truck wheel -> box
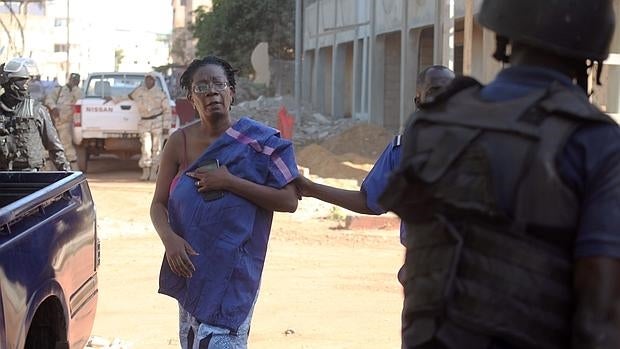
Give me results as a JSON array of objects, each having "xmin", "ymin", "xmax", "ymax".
[
  {"xmin": 25, "ymin": 299, "xmax": 67, "ymax": 349},
  {"xmin": 76, "ymin": 145, "xmax": 89, "ymax": 172}
]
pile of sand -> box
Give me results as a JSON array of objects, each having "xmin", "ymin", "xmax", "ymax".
[
  {"xmin": 296, "ymin": 123, "xmax": 396, "ymax": 183},
  {"xmin": 320, "ymin": 123, "xmax": 393, "ymax": 158},
  {"xmin": 296, "ymin": 144, "xmax": 370, "ymax": 182}
]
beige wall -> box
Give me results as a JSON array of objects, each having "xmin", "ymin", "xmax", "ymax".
[{"xmin": 302, "ymin": 0, "xmax": 495, "ymax": 129}]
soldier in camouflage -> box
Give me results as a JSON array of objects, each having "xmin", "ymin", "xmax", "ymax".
[
  {"xmin": 0, "ymin": 57, "xmax": 70, "ymax": 171},
  {"xmin": 128, "ymin": 73, "xmax": 171, "ymax": 181},
  {"xmin": 45, "ymin": 72, "xmax": 82, "ymax": 170}
]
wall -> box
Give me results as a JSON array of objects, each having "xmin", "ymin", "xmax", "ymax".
[{"xmin": 302, "ymin": 0, "xmax": 495, "ymax": 129}]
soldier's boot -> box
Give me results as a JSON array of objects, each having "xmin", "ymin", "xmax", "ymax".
[
  {"xmin": 140, "ymin": 167, "xmax": 151, "ymax": 181},
  {"xmin": 148, "ymin": 164, "xmax": 159, "ymax": 182}
]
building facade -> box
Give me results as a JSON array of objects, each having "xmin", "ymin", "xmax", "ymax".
[
  {"xmin": 0, "ymin": 0, "xmax": 172, "ymax": 85},
  {"xmin": 301, "ymin": 0, "xmax": 620, "ymax": 131},
  {"xmin": 171, "ymin": 0, "xmax": 212, "ymax": 65}
]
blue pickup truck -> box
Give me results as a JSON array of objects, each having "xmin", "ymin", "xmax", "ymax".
[{"xmin": 0, "ymin": 171, "xmax": 99, "ymax": 349}]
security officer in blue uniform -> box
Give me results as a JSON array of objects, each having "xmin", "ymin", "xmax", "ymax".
[
  {"xmin": 295, "ymin": 66, "xmax": 454, "ymax": 244},
  {"xmin": 0, "ymin": 57, "xmax": 69, "ymax": 171},
  {"xmin": 380, "ymin": 1, "xmax": 620, "ymax": 348}
]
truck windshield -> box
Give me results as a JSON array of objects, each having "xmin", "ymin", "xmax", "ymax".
[{"xmin": 85, "ymin": 74, "xmax": 165, "ymax": 98}]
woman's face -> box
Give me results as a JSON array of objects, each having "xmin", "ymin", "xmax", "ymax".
[{"xmin": 188, "ymin": 64, "xmax": 234, "ymax": 121}]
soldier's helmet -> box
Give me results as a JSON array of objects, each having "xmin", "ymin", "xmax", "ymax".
[
  {"xmin": 2, "ymin": 57, "xmax": 39, "ymax": 80},
  {"xmin": 477, "ymin": 0, "xmax": 615, "ymax": 62},
  {"xmin": 0, "ymin": 57, "xmax": 39, "ymax": 100}
]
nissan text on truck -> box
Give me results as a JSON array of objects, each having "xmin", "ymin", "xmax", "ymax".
[
  {"xmin": 72, "ymin": 72, "xmax": 179, "ymax": 172},
  {"xmin": 0, "ymin": 171, "xmax": 99, "ymax": 348}
]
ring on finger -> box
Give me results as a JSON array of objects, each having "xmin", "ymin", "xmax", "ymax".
[{"xmin": 195, "ymin": 180, "xmax": 200, "ymax": 186}]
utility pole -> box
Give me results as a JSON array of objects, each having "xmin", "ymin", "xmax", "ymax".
[
  {"xmin": 66, "ymin": 0, "xmax": 70, "ymax": 80},
  {"xmin": 433, "ymin": 0, "xmax": 442, "ymax": 64},
  {"xmin": 295, "ymin": 0, "xmax": 303, "ymax": 123},
  {"xmin": 433, "ymin": 0, "xmax": 455, "ymax": 69},
  {"xmin": 463, "ymin": 0, "xmax": 474, "ymax": 75}
]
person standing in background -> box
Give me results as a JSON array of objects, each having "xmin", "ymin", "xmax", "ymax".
[
  {"xmin": 0, "ymin": 57, "xmax": 69, "ymax": 171},
  {"xmin": 126, "ymin": 73, "xmax": 171, "ymax": 181},
  {"xmin": 45, "ymin": 73, "xmax": 82, "ymax": 170}
]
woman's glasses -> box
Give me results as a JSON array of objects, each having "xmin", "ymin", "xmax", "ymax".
[{"xmin": 192, "ymin": 81, "xmax": 229, "ymax": 93}]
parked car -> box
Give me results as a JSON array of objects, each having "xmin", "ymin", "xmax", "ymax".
[
  {"xmin": 0, "ymin": 171, "xmax": 99, "ymax": 349},
  {"xmin": 72, "ymin": 72, "xmax": 179, "ymax": 172}
]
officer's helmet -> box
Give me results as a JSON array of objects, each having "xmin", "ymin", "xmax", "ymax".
[
  {"xmin": 3, "ymin": 57, "xmax": 39, "ymax": 80},
  {"xmin": 0, "ymin": 57, "xmax": 39, "ymax": 100},
  {"xmin": 477, "ymin": 0, "xmax": 615, "ymax": 62}
]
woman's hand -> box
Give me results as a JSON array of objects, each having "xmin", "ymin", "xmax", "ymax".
[
  {"xmin": 187, "ymin": 166, "xmax": 235, "ymax": 192},
  {"xmin": 163, "ymin": 234, "xmax": 199, "ymax": 278}
]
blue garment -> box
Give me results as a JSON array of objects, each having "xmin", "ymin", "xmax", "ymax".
[
  {"xmin": 480, "ymin": 65, "xmax": 620, "ymax": 259},
  {"xmin": 361, "ymin": 136, "xmax": 405, "ymax": 242},
  {"xmin": 160, "ymin": 117, "xmax": 299, "ymax": 332}
]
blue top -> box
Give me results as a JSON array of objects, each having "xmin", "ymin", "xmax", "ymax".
[
  {"xmin": 481, "ymin": 66, "xmax": 620, "ymax": 259},
  {"xmin": 159, "ymin": 117, "xmax": 299, "ymax": 332},
  {"xmin": 361, "ymin": 136, "xmax": 405, "ymax": 243}
]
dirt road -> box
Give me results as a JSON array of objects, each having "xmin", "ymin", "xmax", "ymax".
[{"xmin": 86, "ymin": 156, "xmax": 404, "ymax": 349}]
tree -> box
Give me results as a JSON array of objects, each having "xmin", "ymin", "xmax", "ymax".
[
  {"xmin": 1, "ymin": 0, "xmax": 28, "ymax": 57},
  {"xmin": 192, "ymin": 0, "xmax": 294, "ymax": 76}
]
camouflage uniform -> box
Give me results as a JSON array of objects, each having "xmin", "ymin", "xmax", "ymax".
[
  {"xmin": 130, "ymin": 81, "xmax": 171, "ymax": 180},
  {"xmin": 0, "ymin": 98, "xmax": 69, "ymax": 171},
  {"xmin": 45, "ymin": 83, "xmax": 82, "ymax": 165}
]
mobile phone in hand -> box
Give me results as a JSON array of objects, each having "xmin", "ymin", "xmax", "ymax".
[{"xmin": 192, "ymin": 159, "xmax": 224, "ymax": 201}]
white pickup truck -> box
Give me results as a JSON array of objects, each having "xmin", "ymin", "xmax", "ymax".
[{"xmin": 72, "ymin": 72, "xmax": 179, "ymax": 171}]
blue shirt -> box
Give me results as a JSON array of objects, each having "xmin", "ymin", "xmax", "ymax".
[
  {"xmin": 361, "ymin": 136, "xmax": 405, "ymax": 242},
  {"xmin": 159, "ymin": 117, "xmax": 299, "ymax": 331},
  {"xmin": 481, "ymin": 66, "xmax": 620, "ymax": 259}
]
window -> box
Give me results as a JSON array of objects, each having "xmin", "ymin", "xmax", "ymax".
[
  {"xmin": 85, "ymin": 74, "xmax": 164, "ymax": 98},
  {"xmin": 54, "ymin": 18, "xmax": 67, "ymax": 27},
  {"xmin": 54, "ymin": 44, "xmax": 67, "ymax": 52}
]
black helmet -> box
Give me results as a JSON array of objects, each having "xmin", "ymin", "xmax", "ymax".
[{"xmin": 477, "ymin": 0, "xmax": 615, "ymax": 62}]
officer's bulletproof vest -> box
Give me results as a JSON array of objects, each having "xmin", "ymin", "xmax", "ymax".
[
  {"xmin": 384, "ymin": 78, "xmax": 615, "ymax": 349},
  {"xmin": 0, "ymin": 99, "xmax": 45, "ymax": 170}
]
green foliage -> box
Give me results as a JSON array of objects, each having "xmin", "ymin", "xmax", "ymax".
[
  {"xmin": 193, "ymin": 0, "xmax": 295, "ymax": 76},
  {"xmin": 327, "ymin": 206, "xmax": 347, "ymax": 225}
]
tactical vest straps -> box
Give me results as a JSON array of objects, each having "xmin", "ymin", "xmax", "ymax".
[{"xmin": 383, "ymin": 78, "xmax": 613, "ymax": 349}]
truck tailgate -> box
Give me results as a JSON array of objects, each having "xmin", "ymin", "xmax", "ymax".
[{"xmin": 80, "ymin": 98, "xmax": 139, "ymax": 134}]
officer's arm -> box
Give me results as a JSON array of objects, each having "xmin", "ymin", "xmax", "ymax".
[
  {"xmin": 37, "ymin": 107, "xmax": 70, "ymax": 171},
  {"xmin": 73, "ymin": 86, "xmax": 83, "ymax": 102},
  {"xmin": 572, "ymin": 257, "xmax": 620, "ymax": 349},
  {"xmin": 295, "ymin": 175, "xmax": 376, "ymax": 215},
  {"xmin": 128, "ymin": 86, "xmax": 140, "ymax": 100}
]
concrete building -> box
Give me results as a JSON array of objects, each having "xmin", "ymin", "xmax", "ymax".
[
  {"xmin": 0, "ymin": 0, "xmax": 172, "ymax": 85},
  {"xmin": 0, "ymin": 2, "xmax": 55, "ymax": 77},
  {"xmin": 300, "ymin": 0, "xmax": 620, "ymax": 131},
  {"xmin": 171, "ymin": 0, "xmax": 212, "ymax": 65}
]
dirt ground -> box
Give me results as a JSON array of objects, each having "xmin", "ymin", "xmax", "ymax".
[{"xmin": 85, "ymin": 156, "xmax": 404, "ymax": 349}]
